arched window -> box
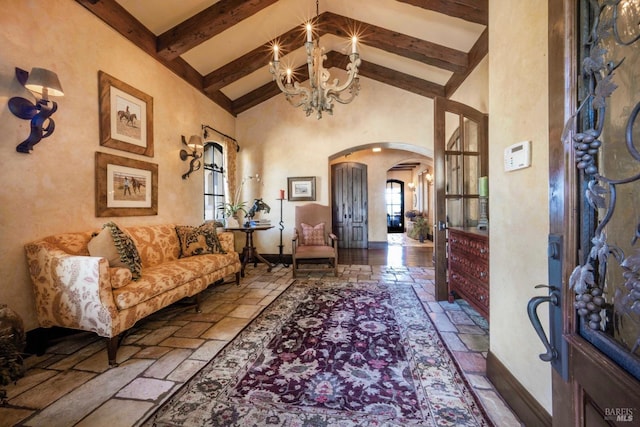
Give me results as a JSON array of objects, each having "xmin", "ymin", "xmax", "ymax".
[{"xmin": 203, "ymin": 142, "xmax": 225, "ymax": 221}]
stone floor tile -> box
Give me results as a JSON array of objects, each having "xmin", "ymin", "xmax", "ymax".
[
  {"xmin": 451, "ymin": 351, "xmax": 487, "ymax": 374},
  {"xmin": 456, "ymin": 324, "xmax": 487, "ymax": 335},
  {"xmin": 9, "ymin": 370, "xmax": 96, "ymax": 409},
  {"xmin": 190, "ymin": 340, "xmax": 227, "ymax": 361},
  {"xmin": 45, "ymin": 332, "xmax": 100, "ymax": 355},
  {"xmin": 209, "ymin": 302, "xmax": 238, "ymax": 315},
  {"xmin": 201, "ymin": 316, "xmax": 250, "ymax": 340},
  {"xmin": 0, "ymin": 407, "xmax": 34, "ymax": 427},
  {"xmin": 4, "ymin": 368, "xmax": 58, "ymax": 400},
  {"xmin": 158, "ymin": 336, "xmax": 205, "ymax": 349},
  {"xmin": 136, "ymin": 326, "xmax": 181, "ymax": 346},
  {"xmin": 458, "ymin": 333, "xmax": 490, "ymax": 352},
  {"xmin": 428, "ymin": 312, "xmax": 458, "ymax": 332},
  {"xmin": 446, "ymin": 309, "xmax": 476, "ymax": 325},
  {"xmin": 47, "ymin": 340, "xmax": 105, "ymax": 371},
  {"xmin": 167, "ymin": 359, "xmax": 207, "ymax": 382},
  {"xmin": 439, "ymin": 331, "xmax": 469, "ymax": 351},
  {"xmin": 427, "ymin": 302, "xmax": 444, "ymax": 313},
  {"xmin": 475, "ymin": 389, "xmax": 524, "ymax": 427},
  {"xmin": 24, "ymin": 359, "xmax": 152, "ymax": 427},
  {"xmin": 173, "ymin": 321, "xmax": 211, "ymax": 338},
  {"xmin": 466, "ymin": 373, "xmax": 495, "ymax": 390},
  {"xmin": 74, "ymin": 399, "xmax": 155, "ymax": 427},
  {"xmin": 135, "ymin": 346, "xmax": 172, "ymax": 360},
  {"xmin": 74, "ymin": 345, "xmax": 141, "ymax": 373},
  {"xmin": 228, "ymin": 304, "xmax": 262, "ymax": 319},
  {"xmin": 144, "ymin": 348, "xmax": 192, "ymax": 379},
  {"xmin": 116, "ymin": 377, "xmax": 175, "ymax": 400}
]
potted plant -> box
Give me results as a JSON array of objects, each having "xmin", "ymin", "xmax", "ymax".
[{"xmin": 409, "ymin": 216, "xmax": 431, "ymax": 243}]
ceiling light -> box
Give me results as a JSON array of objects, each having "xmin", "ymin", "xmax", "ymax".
[
  {"xmin": 269, "ymin": 0, "xmax": 360, "ymax": 119},
  {"xmin": 372, "ymin": 147, "xmax": 382, "ymax": 152}
]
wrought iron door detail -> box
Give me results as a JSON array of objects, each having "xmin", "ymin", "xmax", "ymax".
[{"xmin": 563, "ymin": 0, "xmax": 640, "ymax": 371}]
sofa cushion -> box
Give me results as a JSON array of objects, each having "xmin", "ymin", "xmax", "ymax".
[
  {"xmin": 301, "ymin": 222, "xmax": 325, "ymax": 246},
  {"xmin": 175, "ymin": 223, "xmax": 225, "ymax": 257},
  {"xmin": 112, "ymin": 259, "xmax": 205, "ymax": 310},
  {"xmin": 126, "ymin": 224, "xmax": 181, "ymax": 268}
]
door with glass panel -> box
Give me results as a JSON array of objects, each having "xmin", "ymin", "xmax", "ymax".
[
  {"xmin": 546, "ymin": 1, "xmax": 640, "ymax": 425},
  {"xmin": 433, "ymin": 97, "xmax": 488, "ymax": 301},
  {"xmin": 386, "ymin": 180, "xmax": 404, "ymax": 233}
]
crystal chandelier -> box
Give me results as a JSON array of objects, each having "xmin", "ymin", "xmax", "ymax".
[{"xmin": 269, "ymin": 1, "xmax": 361, "ymax": 119}]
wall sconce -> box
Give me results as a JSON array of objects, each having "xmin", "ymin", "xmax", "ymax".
[
  {"xmin": 180, "ymin": 135, "xmax": 204, "ymax": 179},
  {"xmin": 407, "ymin": 182, "xmax": 415, "ymax": 191},
  {"xmin": 425, "ymin": 173, "xmax": 434, "ymax": 185},
  {"xmin": 8, "ymin": 67, "xmax": 64, "ymax": 153}
]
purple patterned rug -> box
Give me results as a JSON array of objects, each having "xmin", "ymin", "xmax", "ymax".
[{"xmin": 146, "ymin": 281, "xmax": 490, "ymax": 426}]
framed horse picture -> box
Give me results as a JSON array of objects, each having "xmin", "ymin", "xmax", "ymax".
[
  {"xmin": 95, "ymin": 152, "xmax": 158, "ymax": 217},
  {"xmin": 98, "ymin": 71, "xmax": 154, "ymax": 157}
]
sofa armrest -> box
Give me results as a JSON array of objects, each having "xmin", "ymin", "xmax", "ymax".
[
  {"xmin": 25, "ymin": 241, "xmax": 118, "ymax": 337},
  {"xmin": 217, "ymin": 231, "xmax": 236, "ymax": 253}
]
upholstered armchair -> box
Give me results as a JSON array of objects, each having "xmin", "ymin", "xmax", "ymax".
[{"xmin": 291, "ymin": 203, "xmax": 338, "ymax": 277}]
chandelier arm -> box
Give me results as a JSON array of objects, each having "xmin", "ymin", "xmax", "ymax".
[{"xmin": 321, "ymin": 56, "xmax": 361, "ymax": 94}]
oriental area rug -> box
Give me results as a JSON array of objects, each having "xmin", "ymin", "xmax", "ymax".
[{"xmin": 146, "ymin": 281, "xmax": 490, "ymax": 426}]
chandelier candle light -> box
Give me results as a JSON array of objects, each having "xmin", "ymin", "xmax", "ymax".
[{"xmin": 269, "ymin": 3, "xmax": 361, "ymax": 119}]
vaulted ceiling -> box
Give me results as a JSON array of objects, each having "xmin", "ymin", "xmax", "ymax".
[{"xmin": 77, "ymin": 0, "xmax": 488, "ymax": 117}]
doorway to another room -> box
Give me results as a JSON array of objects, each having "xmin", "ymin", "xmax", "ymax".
[{"xmin": 386, "ymin": 179, "xmax": 404, "ymax": 233}]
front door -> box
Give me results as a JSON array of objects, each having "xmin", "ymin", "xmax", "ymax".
[
  {"xmin": 386, "ymin": 179, "xmax": 404, "ymax": 233},
  {"xmin": 548, "ymin": 1, "xmax": 640, "ymax": 425}
]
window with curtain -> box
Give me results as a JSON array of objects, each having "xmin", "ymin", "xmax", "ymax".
[{"xmin": 203, "ymin": 142, "xmax": 225, "ymax": 222}]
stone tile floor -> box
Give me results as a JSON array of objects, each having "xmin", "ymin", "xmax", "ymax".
[{"xmin": 1, "ymin": 264, "xmax": 522, "ymax": 426}]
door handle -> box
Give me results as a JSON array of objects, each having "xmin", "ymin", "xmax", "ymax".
[
  {"xmin": 438, "ymin": 220, "xmax": 447, "ymax": 231},
  {"xmin": 527, "ymin": 284, "xmax": 560, "ymax": 362}
]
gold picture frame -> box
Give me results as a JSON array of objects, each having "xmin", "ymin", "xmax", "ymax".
[
  {"xmin": 95, "ymin": 152, "xmax": 158, "ymax": 217},
  {"xmin": 287, "ymin": 176, "xmax": 316, "ymax": 201},
  {"xmin": 98, "ymin": 71, "xmax": 154, "ymax": 157}
]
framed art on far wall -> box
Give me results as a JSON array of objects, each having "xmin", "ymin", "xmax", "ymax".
[
  {"xmin": 287, "ymin": 176, "xmax": 316, "ymax": 201},
  {"xmin": 95, "ymin": 152, "xmax": 158, "ymax": 217},
  {"xmin": 98, "ymin": 70, "xmax": 154, "ymax": 157}
]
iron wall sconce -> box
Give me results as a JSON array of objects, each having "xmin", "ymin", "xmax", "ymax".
[
  {"xmin": 8, "ymin": 67, "xmax": 64, "ymax": 153},
  {"xmin": 180, "ymin": 135, "xmax": 203, "ymax": 179}
]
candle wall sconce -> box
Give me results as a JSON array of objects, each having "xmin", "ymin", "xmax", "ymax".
[
  {"xmin": 8, "ymin": 67, "xmax": 64, "ymax": 153},
  {"xmin": 180, "ymin": 134, "xmax": 203, "ymax": 179}
]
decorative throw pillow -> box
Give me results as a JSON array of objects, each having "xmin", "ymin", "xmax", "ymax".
[
  {"xmin": 88, "ymin": 227, "xmax": 128, "ymax": 269},
  {"xmin": 301, "ymin": 222, "xmax": 325, "ymax": 246},
  {"xmin": 96, "ymin": 222, "xmax": 142, "ymax": 280},
  {"xmin": 175, "ymin": 222, "xmax": 226, "ymax": 258}
]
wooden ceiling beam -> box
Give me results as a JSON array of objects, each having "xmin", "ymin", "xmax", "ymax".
[
  {"xmin": 157, "ymin": 0, "xmax": 278, "ymax": 61},
  {"xmin": 445, "ymin": 27, "xmax": 488, "ymax": 97},
  {"xmin": 205, "ymin": 11, "xmax": 466, "ymax": 95},
  {"xmin": 395, "ymin": 0, "xmax": 488, "ymax": 26},
  {"xmin": 232, "ymin": 51, "xmax": 445, "ymax": 115},
  {"xmin": 75, "ymin": 0, "xmax": 235, "ymax": 116},
  {"xmin": 320, "ymin": 12, "xmax": 467, "ymax": 73}
]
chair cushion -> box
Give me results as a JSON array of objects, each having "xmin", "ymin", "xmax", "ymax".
[
  {"xmin": 175, "ymin": 222, "xmax": 226, "ymax": 258},
  {"xmin": 295, "ymin": 245, "xmax": 335, "ymax": 259},
  {"xmin": 301, "ymin": 222, "xmax": 325, "ymax": 246}
]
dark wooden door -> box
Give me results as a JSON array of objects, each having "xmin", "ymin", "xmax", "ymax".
[
  {"xmin": 332, "ymin": 162, "xmax": 368, "ymax": 248},
  {"xmin": 433, "ymin": 97, "xmax": 488, "ymax": 301},
  {"xmin": 547, "ymin": 1, "xmax": 640, "ymax": 425}
]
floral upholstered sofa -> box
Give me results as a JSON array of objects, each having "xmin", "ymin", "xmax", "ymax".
[{"xmin": 25, "ymin": 223, "xmax": 241, "ymax": 365}]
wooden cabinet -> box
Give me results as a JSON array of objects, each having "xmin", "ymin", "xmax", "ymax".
[{"xmin": 448, "ymin": 227, "xmax": 489, "ymax": 319}]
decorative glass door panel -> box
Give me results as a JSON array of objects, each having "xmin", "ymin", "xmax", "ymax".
[{"xmin": 568, "ymin": 0, "xmax": 640, "ymax": 381}]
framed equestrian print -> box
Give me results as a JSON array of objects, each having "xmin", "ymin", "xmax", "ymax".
[
  {"xmin": 98, "ymin": 71, "xmax": 154, "ymax": 157},
  {"xmin": 95, "ymin": 152, "xmax": 158, "ymax": 217}
]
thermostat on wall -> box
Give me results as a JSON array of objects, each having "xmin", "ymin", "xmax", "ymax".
[{"xmin": 504, "ymin": 140, "xmax": 531, "ymax": 172}]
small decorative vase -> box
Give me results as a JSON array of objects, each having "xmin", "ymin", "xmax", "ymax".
[{"xmin": 225, "ymin": 217, "xmax": 239, "ymax": 228}]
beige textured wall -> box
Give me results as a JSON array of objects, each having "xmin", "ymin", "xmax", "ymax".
[
  {"xmin": 488, "ymin": 0, "xmax": 552, "ymax": 413},
  {"xmin": 0, "ymin": 1, "xmax": 235, "ymax": 330}
]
